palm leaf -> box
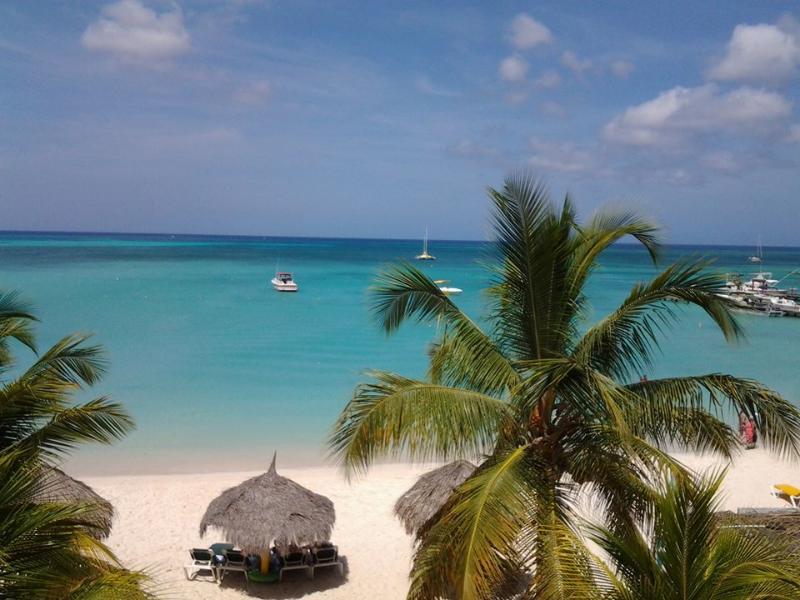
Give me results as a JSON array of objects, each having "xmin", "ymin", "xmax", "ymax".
[{"xmin": 329, "ymin": 371, "xmax": 513, "ymax": 477}]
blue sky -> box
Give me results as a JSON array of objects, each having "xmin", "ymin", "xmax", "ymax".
[{"xmin": 2, "ymin": 1, "xmax": 800, "ymax": 244}]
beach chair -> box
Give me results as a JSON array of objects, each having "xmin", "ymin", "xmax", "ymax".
[
  {"xmin": 310, "ymin": 544, "xmax": 343, "ymax": 577},
  {"xmin": 771, "ymin": 484, "xmax": 800, "ymax": 507},
  {"xmin": 279, "ymin": 549, "xmax": 312, "ymax": 582},
  {"xmin": 183, "ymin": 548, "xmax": 216, "ymax": 582},
  {"xmin": 216, "ymin": 549, "xmax": 249, "ymax": 587}
]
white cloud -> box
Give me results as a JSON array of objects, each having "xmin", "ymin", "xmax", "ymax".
[
  {"xmin": 509, "ymin": 13, "xmax": 552, "ymax": 49},
  {"xmin": 529, "ymin": 138, "xmax": 595, "ymax": 173},
  {"xmin": 499, "ymin": 55, "xmax": 528, "ymax": 82},
  {"xmin": 604, "ymin": 84, "xmax": 792, "ymax": 146},
  {"xmin": 701, "ymin": 151, "xmax": 741, "ymax": 173},
  {"xmin": 449, "ymin": 139, "xmax": 499, "ymax": 160},
  {"xmin": 505, "ymin": 91, "xmax": 528, "ymax": 105},
  {"xmin": 233, "ymin": 80, "xmax": 271, "ymax": 105},
  {"xmin": 610, "ymin": 60, "xmax": 634, "ymax": 79},
  {"xmin": 540, "ymin": 101, "xmax": 567, "ymax": 117},
  {"xmin": 561, "ymin": 50, "xmax": 592, "ymax": 76},
  {"xmin": 709, "ymin": 20, "xmax": 800, "ymax": 83},
  {"xmin": 534, "ymin": 70, "xmax": 561, "ymax": 89},
  {"xmin": 414, "ymin": 76, "xmax": 460, "ymax": 97},
  {"xmin": 81, "ymin": 0, "xmax": 190, "ymax": 64}
]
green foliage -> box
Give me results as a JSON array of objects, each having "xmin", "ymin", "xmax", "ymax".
[
  {"xmin": 329, "ymin": 171, "xmax": 800, "ymax": 599},
  {"xmin": 0, "ymin": 294, "xmax": 158, "ymax": 599},
  {"xmin": 590, "ymin": 471, "xmax": 800, "ymax": 599}
]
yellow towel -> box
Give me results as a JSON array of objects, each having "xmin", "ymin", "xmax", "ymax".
[{"xmin": 774, "ymin": 484, "xmax": 800, "ymax": 497}]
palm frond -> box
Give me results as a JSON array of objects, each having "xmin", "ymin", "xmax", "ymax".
[
  {"xmin": 628, "ymin": 374, "xmax": 800, "ymax": 459},
  {"xmin": 572, "ymin": 260, "xmax": 741, "ymax": 381},
  {"xmin": 0, "ymin": 291, "xmax": 37, "ymax": 368},
  {"xmin": 329, "ymin": 371, "xmax": 513, "ymax": 477},
  {"xmin": 22, "ymin": 334, "xmax": 107, "ymax": 388},
  {"xmin": 8, "ymin": 397, "xmax": 134, "ymax": 459},
  {"xmin": 407, "ymin": 446, "xmax": 536, "ymax": 600},
  {"xmin": 487, "ymin": 173, "xmax": 578, "ymax": 361},
  {"xmin": 570, "ymin": 209, "xmax": 661, "ymax": 294}
]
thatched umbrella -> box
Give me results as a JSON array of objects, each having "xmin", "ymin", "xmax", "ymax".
[
  {"xmin": 395, "ymin": 461, "xmax": 476, "ymax": 535},
  {"xmin": 34, "ymin": 467, "xmax": 114, "ymax": 539},
  {"xmin": 200, "ymin": 453, "xmax": 334, "ymax": 566}
]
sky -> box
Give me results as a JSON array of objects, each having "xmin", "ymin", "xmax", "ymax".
[{"xmin": 2, "ymin": 1, "xmax": 800, "ymax": 244}]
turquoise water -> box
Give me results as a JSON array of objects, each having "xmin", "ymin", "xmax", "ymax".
[{"xmin": 1, "ymin": 232, "xmax": 799, "ymax": 475}]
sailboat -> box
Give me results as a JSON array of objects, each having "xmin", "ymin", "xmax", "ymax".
[
  {"xmin": 415, "ymin": 228, "xmax": 435, "ymax": 261},
  {"xmin": 748, "ymin": 239, "xmax": 763, "ymax": 264}
]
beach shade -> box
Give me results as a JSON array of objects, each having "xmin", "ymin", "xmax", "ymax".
[
  {"xmin": 34, "ymin": 467, "xmax": 114, "ymax": 539},
  {"xmin": 394, "ymin": 460, "xmax": 477, "ymax": 535},
  {"xmin": 199, "ymin": 453, "xmax": 335, "ymax": 552}
]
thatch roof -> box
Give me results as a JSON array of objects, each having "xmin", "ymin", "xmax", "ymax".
[
  {"xmin": 199, "ymin": 454, "xmax": 335, "ymax": 551},
  {"xmin": 395, "ymin": 461, "xmax": 476, "ymax": 535},
  {"xmin": 34, "ymin": 467, "xmax": 114, "ymax": 539}
]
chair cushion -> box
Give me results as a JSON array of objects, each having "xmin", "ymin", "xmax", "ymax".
[{"xmin": 774, "ymin": 484, "xmax": 800, "ymax": 497}]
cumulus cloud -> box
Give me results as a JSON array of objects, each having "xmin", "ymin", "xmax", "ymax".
[
  {"xmin": 81, "ymin": 0, "xmax": 190, "ymax": 64},
  {"xmin": 509, "ymin": 13, "xmax": 552, "ymax": 49},
  {"xmin": 604, "ymin": 84, "xmax": 792, "ymax": 146},
  {"xmin": 233, "ymin": 80, "xmax": 271, "ymax": 105},
  {"xmin": 449, "ymin": 139, "xmax": 499, "ymax": 160},
  {"xmin": 499, "ymin": 55, "xmax": 528, "ymax": 82},
  {"xmin": 540, "ymin": 101, "xmax": 567, "ymax": 117},
  {"xmin": 529, "ymin": 138, "xmax": 595, "ymax": 173},
  {"xmin": 610, "ymin": 60, "xmax": 634, "ymax": 79},
  {"xmin": 414, "ymin": 76, "xmax": 460, "ymax": 97},
  {"xmin": 561, "ymin": 50, "xmax": 592, "ymax": 76},
  {"xmin": 709, "ymin": 19, "xmax": 800, "ymax": 83},
  {"xmin": 534, "ymin": 70, "xmax": 561, "ymax": 89},
  {"xmin": 700, "ymin": 151, "xmax": 742, "ymax": 173}
]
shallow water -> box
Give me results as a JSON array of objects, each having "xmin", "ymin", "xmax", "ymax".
[{"xmin": 1, "ymin": 232, "xmax": 798, "ymax": 474}]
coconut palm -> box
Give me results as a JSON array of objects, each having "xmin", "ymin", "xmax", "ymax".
[
  {"xmin": 590, "ymin": 470, "xmax": 800, "ymax": 599},
  {"xmin": 0, "ymin": 291, "xmax": 157, "ymax": 598},
  {"xmin": 329, "ymin": 173, "xmax": 800, "ymax": 599}
]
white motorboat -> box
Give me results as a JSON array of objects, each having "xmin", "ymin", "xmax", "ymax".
[
  {"xmin": 271, "ymin": 272, "xmax": 298, "ymax": 292},
  {"xmin": 767, "ymin": 296, "xmax": 800, "ymax": 316},
  {"xmin": 415, "ymin": 228, "xmax": 435, "ymax": 261},
  {"xmin": 434, "ymin": 280, "xmax": 462, "ymax": 295}
]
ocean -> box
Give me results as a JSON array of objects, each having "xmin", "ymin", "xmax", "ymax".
[{"xmin": 2, "ymin": 232, "xmax": 799, "ymax": 475}]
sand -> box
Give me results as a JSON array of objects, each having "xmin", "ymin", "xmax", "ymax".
[{"xmin": 82, "ymin": 449, "xmax": 800, "ymax": 599}]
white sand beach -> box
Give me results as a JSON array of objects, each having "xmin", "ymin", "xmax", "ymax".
[{"xmin": 82, "ymin": 449, "xmax": 800, "ymax": 599}]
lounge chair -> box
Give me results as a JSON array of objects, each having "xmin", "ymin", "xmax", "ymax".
[
  {"xmin": 217, "ymin": 549, "xmax": 249, "ymax": 587},
  {"xmin": 183, "ymin": 548, "xmax": 216, "ymax": 582},
  {"xmin": 279, "ymin": 549, "xmax": 312, "ymax": 582},
  {"xmin": 771, "ymin": 484, "xmax": 800, "ymax": 507},
  {"xmin": 310, "ymin": 544, "xmax": 343, "ymax": 576}
]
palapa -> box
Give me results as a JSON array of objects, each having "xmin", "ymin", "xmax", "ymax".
[
  {"xmin": 34, "ymin": 467, "xmax": 114, "ymax": 539},
  {"xmin": 394, "ymin": 460, "xmax": 476, "ymax": 535},
  {"xmin": 199, "ymin": 453, "xmax": 335, "ymax": 551}
]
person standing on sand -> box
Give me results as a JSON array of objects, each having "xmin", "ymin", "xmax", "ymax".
[{"xmin": 740, "ymin": 412, "xmax": 756, "ymax": 449}]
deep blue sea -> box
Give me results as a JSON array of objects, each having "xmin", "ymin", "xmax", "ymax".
[{"xmin": 2, "ymin": 232, "xmax": 799, "ymax": 475}]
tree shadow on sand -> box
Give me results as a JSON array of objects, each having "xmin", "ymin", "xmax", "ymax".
[{"xmin": 218, "ymin": 556, "xmax": 350, "ymax": 599}]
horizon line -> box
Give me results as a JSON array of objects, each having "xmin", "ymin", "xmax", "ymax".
[{"xmin": 1, "ymin": 229, "xmax": 798, "ymax": 250}]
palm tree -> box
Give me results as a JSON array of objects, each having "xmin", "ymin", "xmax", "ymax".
[
  {"xmin": 590, "ymin": 470, "xmax": 800, "ymax": 599},
  {"xmin": 329, "ymin": 173, "xmax": 800, "ymax": 599},
  {"xmin": 0, "ymin": 291, "xmax": 157, "ymax": 598}
]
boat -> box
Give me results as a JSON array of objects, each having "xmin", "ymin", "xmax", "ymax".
[
  {"xmin": 434, "ymin": 280, "xmax": 462, "ymax": 295},
  {"xmin": 766, "ymin": 295, "xmax": 800, "ymax": 316},
  {"xmin": 271, "ymin": 272, "xmax": 298, "ymax": 292},
  {"xmin": 748, "ymin": 239, "xmax": 763, "ymax": 263},
  {"xmin": 415, "ymin": 228, "xmax": 435, "ymax": 261}
]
